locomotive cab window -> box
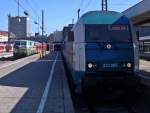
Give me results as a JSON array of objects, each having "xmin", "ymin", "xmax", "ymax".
[
  {"xmin": 85, "ymin": 24, "xmax": 132, "ymax": 43},
  {"xmin": 14, "ymin": 41, "xmax": 20, "ymax": 46},
  {"xmin": 20, "ymin": 41, "xmax": 27, "ymax": 46},
  {"xmin": 30, "ymin": 42, "xmax": 32, "ymax": 46}
]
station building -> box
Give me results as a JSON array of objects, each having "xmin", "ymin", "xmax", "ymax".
[
  {"xmin": 123, "ymin": 0, "xmax": 150, "ymax": 55},
  {"xmin": 123, "ymin": 0, "xmax": 150, "ymax": 39}
]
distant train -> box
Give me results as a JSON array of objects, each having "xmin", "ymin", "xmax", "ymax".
[
  {"xmin": 139, "ymin": 36, "xmax": 150, "ymax": 60},
  {"xmin": 13, "ymin": 40, "xmax": 47, "ymax": 57},
  {"xmin": 63, "ymin": 11, "xmax": 140, "ymax": 96}
]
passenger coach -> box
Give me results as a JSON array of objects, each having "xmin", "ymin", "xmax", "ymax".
[{"xmin": 63, "ymin": 11, "xmax": 139, "ymax": 95}]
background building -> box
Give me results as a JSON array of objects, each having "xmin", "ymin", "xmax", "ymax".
[
  {"xmin": 63, "ymin": 24, "xmax": 74, "ymax": 42},
  {"xmin": 0, "ymin": 31, "xmax": 8, "ymax": 42},
  {"xmin": 8, "ymin": 15, "xmax": 30, "ymax": 39},
  {"xmin": 53, "ymin": 30, "xmax": 63, "ymax": 43}
]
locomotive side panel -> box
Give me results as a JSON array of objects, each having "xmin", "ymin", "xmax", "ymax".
[{"xmin": 73, "ymin": 22, "xmax": 86, "ymax": 91}]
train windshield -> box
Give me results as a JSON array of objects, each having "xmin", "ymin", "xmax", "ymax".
[
  {"xmin": 15, "ymin": 41, "xmax": 27, "ymax": 46},
  {"xmin": 14, "ymin": 41, "xmax": 20, "ymax": 46},
  {"xmin": 85, "ymin": 24, "xmax": 132, "ymax": 42},
  {"xmin": 20, "ymin": 41, "xmax": 27, "ymax": 46}
]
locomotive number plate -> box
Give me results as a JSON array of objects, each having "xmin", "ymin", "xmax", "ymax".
[{"xmin": 103, "ymin": 63, "xmax": 118, "ymax": 68}]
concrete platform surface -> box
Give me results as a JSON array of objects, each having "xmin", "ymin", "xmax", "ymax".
[
  {"xmin": 0, "ymin": 52, "xmax": 13, "ymax": 58},
  {"xmin": 139, "ymin": 60, "xmax": 150, "ymax": 87},
  {"xmin": 0, "ymin": 51, "xmax": 74, "ymax": 113}
]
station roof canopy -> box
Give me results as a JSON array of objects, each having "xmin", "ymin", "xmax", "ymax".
[{"xmin": 123, "ymin": 0, "xmax": 150, "ymax": 26}]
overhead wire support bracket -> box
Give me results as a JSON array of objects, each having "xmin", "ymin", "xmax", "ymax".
[{"xmin": 102, "ymin": 0, "xmax": 108, "ymax": 11}]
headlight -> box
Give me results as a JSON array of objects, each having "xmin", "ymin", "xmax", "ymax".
[
  {"xmin": 88, "ymin": 63, "xmax": 93, "ymax": 69},
  {"xmin": 127, "ymin": 63, "xmax": 132, "ymax": 68},
  {"xmin": 87, "ymin": 62, "xmax": 98, "ymax": 69},
  {"xmin": 123, "ymin": 62, "xmax": 132, "ymax": 69}
]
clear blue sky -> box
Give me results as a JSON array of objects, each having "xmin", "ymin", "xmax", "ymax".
[{"xmin": 0, "ymin": 0, "xmax": 142, "ymax": 35}]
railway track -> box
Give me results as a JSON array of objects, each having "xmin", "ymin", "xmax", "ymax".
[
  {"xmin": 73, "ymin": 93, "xmax": 139, "ymax": 113},
  {"xmin": 63, "ymin": 59, "xmax": 140, "ymax": 113},
  {"xmin": 62, "ymin": 53, "xmax": 148, "ymax": 113}
]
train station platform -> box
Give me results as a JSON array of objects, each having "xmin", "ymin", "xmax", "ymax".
[
  {"xmin": 139, "ymin": 60, "xmax": 150, "ymax": 87},
  {"xmin": 0, "ymin": 52, "xmax": 74, "ymax": 113},
  {"xmin": 0, "ymin": 52, "xmax": 13, "ymax": 58},
  {"xmin": 42, "ymin": 54, "xmax": 74, "ymax": 113}
]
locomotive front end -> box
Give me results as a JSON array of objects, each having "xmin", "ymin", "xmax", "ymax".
[
  {"xmin": 81, "ymin": 12, "xmax": 139, "ymax": 95},
  {"xmin": 66, "ymin": 11, "xmax": 140, "ymax": 96}
]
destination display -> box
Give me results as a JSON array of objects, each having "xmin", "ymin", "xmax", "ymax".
[{"xmin": 109, "ymin": 25, "xmax": 129, "ymax": 31}]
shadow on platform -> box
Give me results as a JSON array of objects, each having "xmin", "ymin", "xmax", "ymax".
[{"xmin": 0, "ymin": 57, "xmax": 52, "ymax": 113}]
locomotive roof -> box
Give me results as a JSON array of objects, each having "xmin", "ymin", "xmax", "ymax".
[{"xmin": 74, "ymin": 11, "xmax": 130, "ymax": 28}]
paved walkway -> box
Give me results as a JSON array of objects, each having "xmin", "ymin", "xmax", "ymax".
[{"xmin": 0, "ymin": 52, "xmax": 74, "ymax": 113}]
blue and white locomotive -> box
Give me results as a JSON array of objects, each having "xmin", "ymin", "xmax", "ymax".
[{"xmin": 63, "ymin": 11, "xmax": 139, "ymax": 94}]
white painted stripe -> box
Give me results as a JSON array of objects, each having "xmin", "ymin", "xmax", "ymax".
[
  {"xmin": 35, "ymin": 60, "xmax": 63, "ymax": 62},
  {"xmin": 36, "ymin": 52, "xmax": 58, "ymax": 113}
]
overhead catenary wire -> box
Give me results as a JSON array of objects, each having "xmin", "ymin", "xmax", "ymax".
[
  {"xmin": 25, "ymin": 0, "xmax": 42, "ymax": 31},
  {"xmin": 27, "ymin": 0, "xmax": 42, "ymax": 21},
  {"xmin": 26, "ymin": 0, "xmax": 39, "ymax": 17},
  {"xmin": 25, "ymin": 0, "xmax": 48, "ymax": 34},
  {"xmin": 79, "ymin": 0, "xmax": 85, "ymax": 9},
  {"xmin": 26, "ymin": 0, "xmax": 42, "ymax": 23},
  {"xmin": 80, "ymin": 0, "xmax": 94, "ymax": 13},
  {"xmin": 30, "ymin": 0, "xmax": 43, "ymax": 25},
  {"xmin": 12, "ymin": 0, "xmax": 43, "ymax": 35},
  {"xmin": 61, "ymin": 0, "xmax": 93, "ymax": 27},
  {"xmin": 13, "ymin": 0, "xmax": 27, "ymax": 15},
  {"xmin": 53, "ymin": 0, "xmax": 80, "ymax": 29},
  {"xmin": 12, "ymin": 0, "xmax": 29, "ymax": 16},
  {"xmin": 13, "ymin": 0, "xmax": 40, "ymax": 23},
  {"xmin": 108, "ymin": 0, "xmax": 142, "ymax": 6},
  {"xmin": 31, "ymin": 0, "xmax": 41, "ymax": 12}
]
